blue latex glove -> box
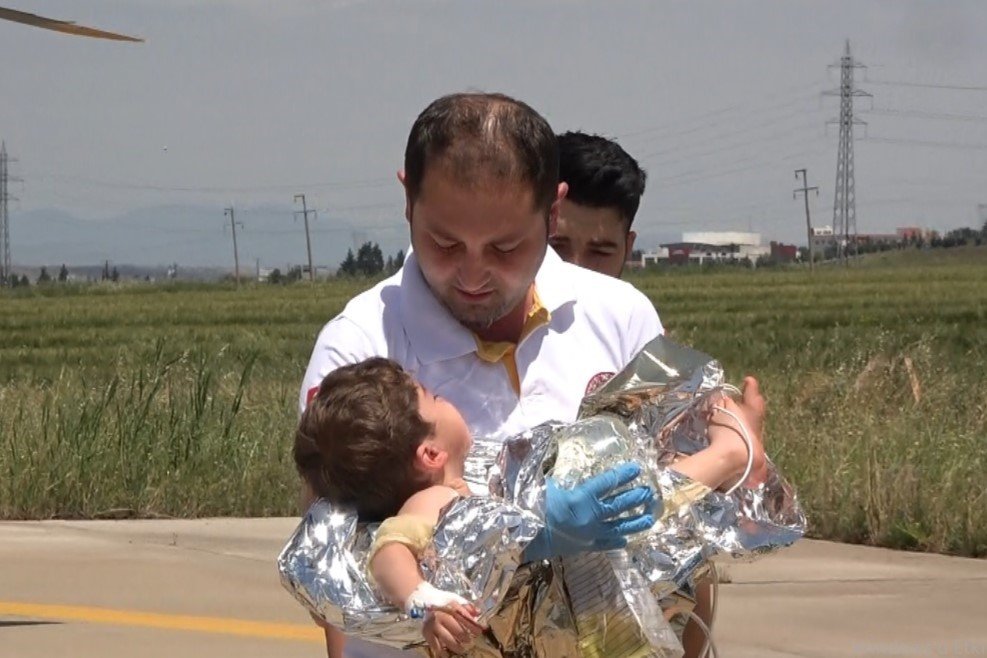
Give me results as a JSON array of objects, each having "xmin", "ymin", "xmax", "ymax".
[{"xmin": 523, "ymin": 462, "xmax": 658, "ymax": 561}]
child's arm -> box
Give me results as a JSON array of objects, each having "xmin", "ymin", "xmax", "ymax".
[
  {"xmin": 368, "ymin": 485, "xmax": 459, "ymax": 607},
  {"xmin": 669, "ymin": 380, "xmax": 768, "ymax": 491},
  {"xmin": 369, "ymin": 542, "xmax": 430, "ymax": 610},
  {"xmin": 368, "ymin": 486, "xmax": 484, "ymax": 653}
]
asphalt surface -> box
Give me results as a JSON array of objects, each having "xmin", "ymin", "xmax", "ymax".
[{"xmin": 1, "ymin": 518, "xmax": 985, "ymax": 657}]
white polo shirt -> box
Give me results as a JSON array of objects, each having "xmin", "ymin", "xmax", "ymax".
[{"xmin": 300, "ymin": 248, "xmax": 663, "ymax": 441}]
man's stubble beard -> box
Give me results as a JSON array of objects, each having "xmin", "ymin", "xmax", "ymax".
[{"xmin": 441, "ymin": 289, "xmax": 516, "ymax": 332}]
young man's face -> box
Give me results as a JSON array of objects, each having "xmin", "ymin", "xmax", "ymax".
[
  {"xmin": 550, "ymin": 199, "xmax": 635, "ymax": 278},
  {"xmin": 402, "ymin": 165, "xmax": 563, "ymax": 333}
]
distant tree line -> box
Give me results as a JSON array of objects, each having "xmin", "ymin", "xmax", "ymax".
[
  {"xmin": 337, "ymin": 242, "xmax": 405, "ymax": 277},
  {"xmin": 265, "ymin": 266, "xmax": 305, "ymax": 285},
  {"xmin": 263, "ymin": 242, "xmax": 405, "ymax": 285},
  {"xmin": 841, "ymin": 222, "xmax": 987, "ymax": 258},
  {"xmin": 2, "ymin": 262, "xmax": 128, "ymax": 288}
]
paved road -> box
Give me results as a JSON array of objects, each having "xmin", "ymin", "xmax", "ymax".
[{"xmin": 1, "ymin": 518, "xmax": 985, "ymax": 657}]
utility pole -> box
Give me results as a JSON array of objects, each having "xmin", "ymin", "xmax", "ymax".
[
  {"xmin": 825, "ymin": 40, "xmax": 871, "ymax": 266},
  {"xmin": 293, "ymin": 194, "xmax": 316, "ymax": 281},
  {"xmin": 1, "ymin": 142, "xmax": 17, "ymax": 286},
  {"xmin": 794, "ymin": 169, "xmax": 819, "ymax": 270},
  {"xmin": 224, "ymin": 206, "xmax": 243, "ymax": 286}
]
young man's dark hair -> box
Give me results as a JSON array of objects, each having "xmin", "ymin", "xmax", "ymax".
[
  {"xmin": 403, "ymin": 92, "xmax": 560, "ymax": 213},
  {"xmin": 557, "ymin": 131, "xmax": 647, "ymax": 227},
  {"xmin": 551, "ymin": 131, "xmax": 647, "ymax": 278},
  {"xmin": 294, "ymin": 358, "xmax": 433, "ymax": 522}
]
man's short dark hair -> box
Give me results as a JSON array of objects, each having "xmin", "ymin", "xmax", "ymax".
[
  {"xmin": 558, "ymin": 131, "xmax": 647, "ymax": 228},
  {"xmin": 294, "ymin": 358, "xmax": 433, "ymax": 522},
  {"xmin": 404, "ymin": 92, "xmax": 559, "ymax": 212}
]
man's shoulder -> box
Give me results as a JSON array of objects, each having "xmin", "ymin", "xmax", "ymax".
[
  {"xmin": 560, "ymin": 261, "xmax": 654, "ymax": 311},
  {"xmin": 301, "ymin": 270, "xmax": 410, "ymax": 412},
  {"xmin": 548, "ymin": 261, "xmax": 664, "ymax": 350},
  {"xmin": 322, "ymin": 270, "xmax": 408, "ymax": 344}
]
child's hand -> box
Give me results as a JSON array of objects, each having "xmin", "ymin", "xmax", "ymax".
[
  {"xmin": 708, "ymin": 394, "xmax": 767, "ymax": 489},
  {"xmin": 422, "ymin": 602, "xmax": 484, "ymax": 657}
]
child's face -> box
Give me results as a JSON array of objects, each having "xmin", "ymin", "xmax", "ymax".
[{"xmin": 416, "ymin": 385, "xmax": 472, "ymax": 470}]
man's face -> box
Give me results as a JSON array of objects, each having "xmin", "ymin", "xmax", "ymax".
[
  {"xmin": 401, "ymin": 166, "xmax": 562, "ymax": 332},
  {"xmin": 550, "ymin": 200, "xmax": 635, "ymax": 278}
]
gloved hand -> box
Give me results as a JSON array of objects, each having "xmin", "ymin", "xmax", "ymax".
[{"xmin": 522, "ymin": 462, "xmax": 658, "ymax": 562}]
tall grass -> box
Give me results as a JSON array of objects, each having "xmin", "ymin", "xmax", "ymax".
[
  {"xmin": 765, "ymin": 333, "xmax": 986, "ymax": 556},
  {"xmin": 1, "ymin": 251, "xmax": 985, "ymax": 555},
  {"xmin": 627, "ymin": 255, "xmax": 987, "ymax": 555},
  {"xmin": 0, "ymin": 342, "xmax": 298, "ymax": 518}
]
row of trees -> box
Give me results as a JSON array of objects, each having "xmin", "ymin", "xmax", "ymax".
[
  {"xmin": 264, "ymin": 242, "xmax": 405, "ymax": 284},
  {"xmin": 930, "ymin": 224, "xmax": 987, "ymax": 248},
  {"xmin": 2, "ymin": 264, "xmax": 120, "ymax": 288},
  {"xmin": 266, "ymin": 266, "xmax": 305, "ymax": 285},
  {"xmin": 338, "ymin": 243, "xmax": 405, "ymax": 277}
]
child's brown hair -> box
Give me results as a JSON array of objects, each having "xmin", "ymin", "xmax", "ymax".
[{"xmin": 294, "ymin": 358, "xmax": 434, "ymax": 522}]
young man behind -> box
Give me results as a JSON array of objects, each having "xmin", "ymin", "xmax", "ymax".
[
  {"xmin": 551, "ymin": 131, "xmax": 646, "ymax": 278},
  {"xmin": 555, "ymin": 130, "xmax": 721, "ymax": 658}
]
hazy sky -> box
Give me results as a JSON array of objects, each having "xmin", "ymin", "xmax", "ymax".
[{"xmin": 2, "ymin": 0, "xmax": 986, "ymax": 267}]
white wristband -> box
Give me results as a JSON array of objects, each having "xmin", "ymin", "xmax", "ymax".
[{"xmin": 404, "ymin": 582, "xmax": 469, "ymax": 619}]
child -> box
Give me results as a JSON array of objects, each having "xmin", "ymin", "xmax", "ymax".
[{"xmin": 294, "ymin": 357, "xmax": 765, "ymax": 656}]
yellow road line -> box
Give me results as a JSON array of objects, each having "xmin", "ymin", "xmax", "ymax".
[{"xmin": 0, "ymin": 601, "xmax": 324, "ymax": 643}]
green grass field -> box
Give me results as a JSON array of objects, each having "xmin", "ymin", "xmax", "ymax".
[{"xmin": 1, "ymin": 247, "xmax": 985, "ymax": 555}]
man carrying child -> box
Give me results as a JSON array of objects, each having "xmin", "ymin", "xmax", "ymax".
[{"xmin": 299, "ymin": 92, "xmax": 766, "ymax": 657}]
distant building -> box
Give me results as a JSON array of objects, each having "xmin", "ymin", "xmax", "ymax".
[
  {"xmin": 856, "ymin": 232, "xmax": 899, "ymax": 247},
  {"xmin": 810, "ymin": 225, "xmax": 837, "ymax": 252},
  {"xmin": 256, "ymin": 264, "xmax": 335, "ymax": 282},
  {"xmin": 770, "ymin": 241, "xmax": 799, "ymax": 262},
  {"xmin": 640, "ymin": 247, "xmax": 669, "ymax": 266},
  {"xmin": 641, "ymin": 231, "xmax": 771, "ymax": 266},
  {"xmin": 896, "ymin": 227, "xmax": 939, "ymax": 243},
  {"xmin": 811, "ymin": 224, "xmax": 929, "ymax": 251}
]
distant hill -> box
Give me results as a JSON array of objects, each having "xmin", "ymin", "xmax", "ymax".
[{"xmin": 7, "ymin": 204, "xmax": 408, "ymax": 270}]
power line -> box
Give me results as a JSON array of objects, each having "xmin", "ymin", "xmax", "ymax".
[
  {"xmin": 635, "ymin": 95, "xmax": 825, "ymax": 161},
  {"xmin": 862, "ymin": 136, "xmax": 987, "ymax": 151},
  {"xmin": 633, "ymin": 94, "xmax": 822, "ymax": 153},
  {"xmin": 19, "ymin": 172, "xmax": 394, "ymax": 194},
  {"xmin": 641, "ymin": 122, "xmax": 827, "ymax": 175},
  {"xmin": 615, "ymin": 80, "xmax": 825, "ymax": 141},
  {"xmin": 644, "ymin": 138, "xmax": 829, "ymax": 190},
  {"xmin": 322, "ymin": 201, "xmax": 401, "ymax": 213},
  {"xmin": 860, "ymin": 107, "xmax": 987, "ymax": 124},
  {"xmin": 866, "ymin": 79, "xmax": 987, "ymax": 93}
]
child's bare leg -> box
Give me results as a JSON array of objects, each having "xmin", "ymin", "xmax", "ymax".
[
  {"xmin": 324, "ymin": 625, "xmax": 346, "ymax": 658},
  {"xmin": 681, "ymin": 578, "xmax": 713, "ymax": 658}
]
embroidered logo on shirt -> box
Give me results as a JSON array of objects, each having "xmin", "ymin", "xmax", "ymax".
[{"xmin": 584, "ymin": 371, "xmax": 615, "ymax": 396}]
